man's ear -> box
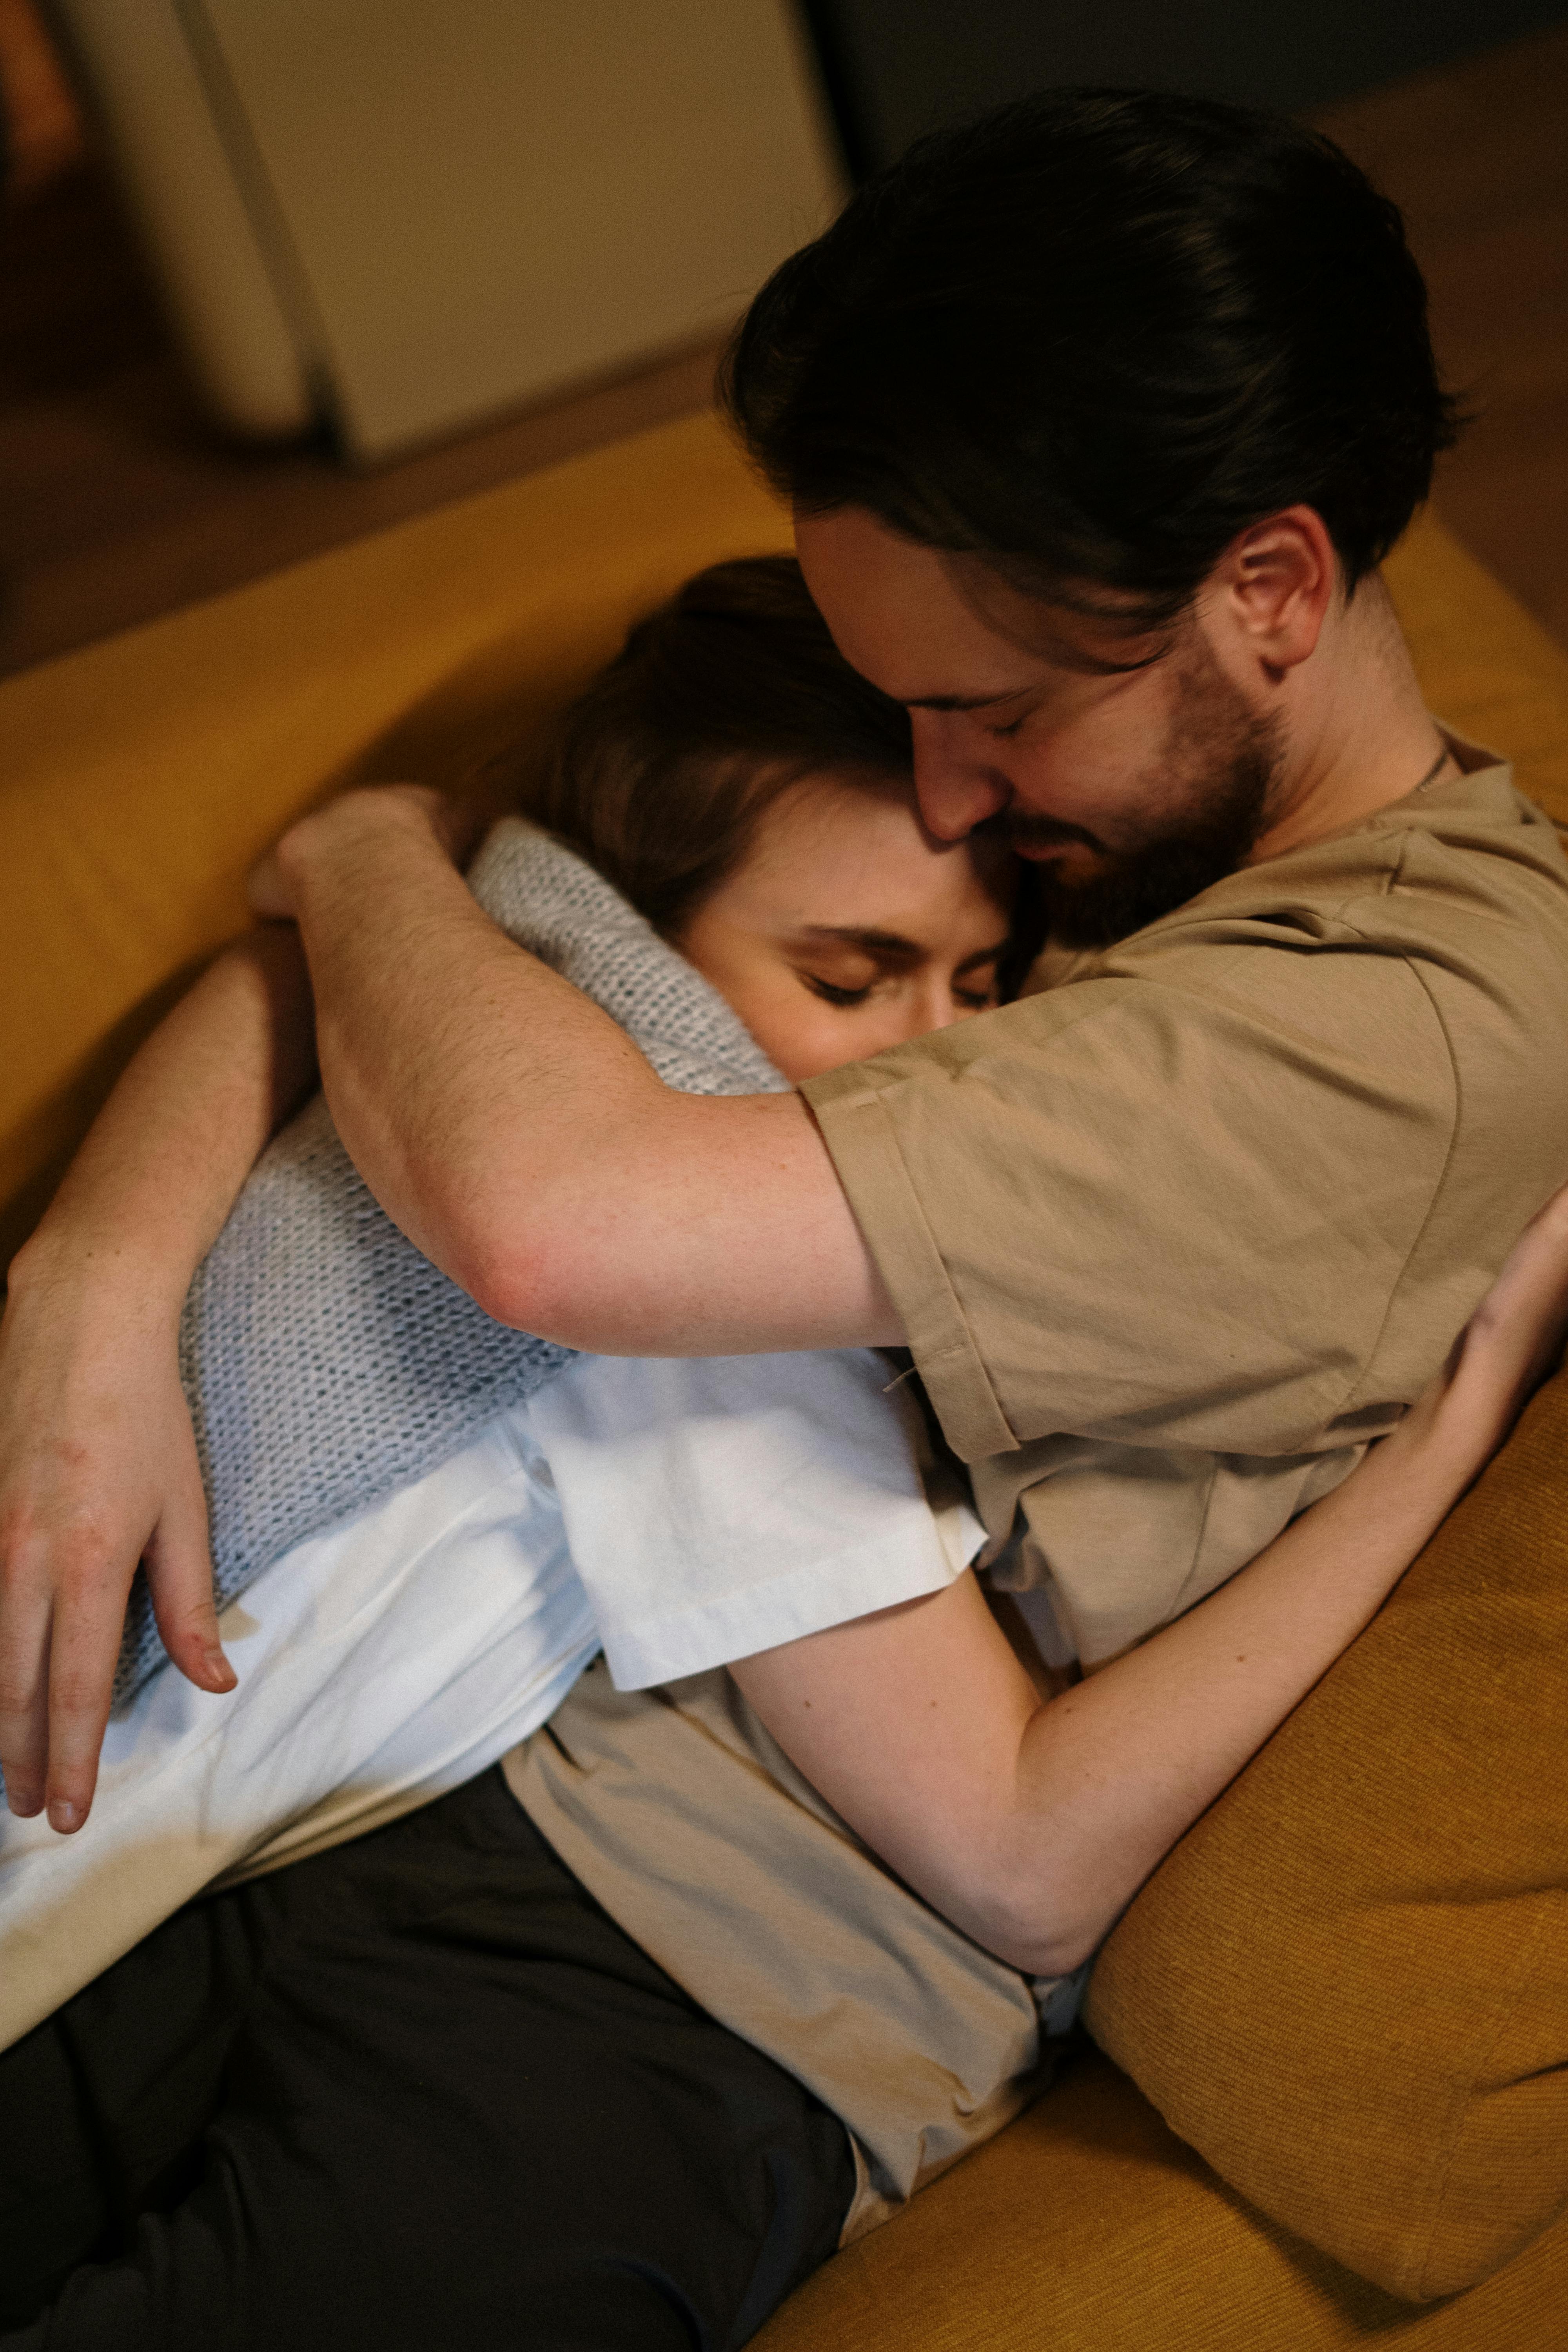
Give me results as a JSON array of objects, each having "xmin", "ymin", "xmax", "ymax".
[{"xmin": 1211, "ymin": 505, "xmax": 1338, "ymax": 680}]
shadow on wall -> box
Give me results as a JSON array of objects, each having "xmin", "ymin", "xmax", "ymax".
[{"xmin": 801, "ymin": 0, "xmax": 1568, "ymax": 172}]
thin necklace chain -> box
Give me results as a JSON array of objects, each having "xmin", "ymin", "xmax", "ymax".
[{"xmin": 1410, "ymin": 740, "xmax": 1455, "ymax": 797}]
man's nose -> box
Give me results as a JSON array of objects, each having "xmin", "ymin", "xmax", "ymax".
[{"xmin": 910, "ymin": 713, "xmax": 1010, "ymax": 841}]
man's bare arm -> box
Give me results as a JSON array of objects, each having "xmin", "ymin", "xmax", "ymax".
[
  {"xmin": 0, "ymin": 929, "xmax": 315, "ymax": 1826},
  {"xmin": 733, "ymin": 1188, "xmax": 1568, "ymax": 1975},
  {"xmin": 270, "ymin": 790, "xmax": 901, "ymax": 1356}
]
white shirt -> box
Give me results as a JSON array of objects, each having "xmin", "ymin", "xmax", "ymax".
[
  {"xmin": 0, "ymin": 1348, "xmax": 980, "ymax": 2050},
  {"xmin": 533, "ymin": 1348, "xmax": 975, "ymax": 1688}
]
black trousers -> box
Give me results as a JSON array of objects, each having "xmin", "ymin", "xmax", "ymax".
[{"xmin": 0, "ymin": 1766, "xmax": 855, "ymax": 2350}]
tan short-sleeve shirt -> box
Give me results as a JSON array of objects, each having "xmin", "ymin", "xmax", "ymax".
[
  {"xmin": 803, "ymin": 760, "xmax": 1568, "ymax": 1662},
  {"xmin": 505, "ymin": 1659, "xmax": 1052, "ymax": 2242}
]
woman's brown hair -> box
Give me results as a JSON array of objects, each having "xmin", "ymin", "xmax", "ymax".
[{"xmin": 517, "ymin": 554, "xmax": 914, "ymax": 939}]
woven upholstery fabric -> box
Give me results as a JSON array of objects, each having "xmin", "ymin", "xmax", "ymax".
[
  {"xmin": 753, "ymin": 2049, "xmax": 1568, "ymax": 2352},
  {"xmin": 1, "ymin": 450, "xmax": 1561, "ymax": 1266},
  {"xmin": 1085, "ymin": 1367, "xmax": 1568, "ymax": 2301},
  {"xmin": 6, "ymin": 413, "xmax": 1568, "ymax": 2347},
  {"xmin": 1386, "ymin": 512, "xmax": 1568, "ymax": 826},
  {"xmin": 0, "ymin": 411, "xmax": 792, "ymax": 1271},
  {"xmin": 108, "ymin": 820, "xmax": 786, "ymax": 1709},
  {"xmin": 1072, "ymin": 517, "xmax": 1568, "ymax": 2310}
]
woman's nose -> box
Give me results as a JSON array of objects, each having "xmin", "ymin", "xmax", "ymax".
[
  {"xmin": 895, "ymin": 973, "xmax": 978, "ymax": 1044},
  {"xmin": 910, "ymin": 714, "xmax": 1010, "ymax": 841}
]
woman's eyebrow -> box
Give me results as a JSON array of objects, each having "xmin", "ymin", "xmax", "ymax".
[
  {"xmin": 793, "ymin": 930, "xmax": 1010, "ymax": 972},
  {"xmin": 792, "ymin": 926, "xmax": 923, "ymax": 963}
]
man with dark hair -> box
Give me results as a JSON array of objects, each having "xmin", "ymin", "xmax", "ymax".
[
  {"xmin": 202, "ymin": 89, "xmax": 1566, "ymax": 1659},
  {"xmin": 5, "ymin": 88, "xmax": 1568, "ymax": 2352},
  {"xmin": 727, "ymin": 87, "xmax": 1461, "ymax": 947}
]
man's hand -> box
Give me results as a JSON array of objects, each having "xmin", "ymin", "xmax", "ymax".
[
  {"xmin": 247, "ymin": 787, "xmax": 470, "ymax": 923},
  {"xmin": 264, "ymin": 781, "xmax": 899, "ymax": 1356},
  {"xmin": 0, "ymin": 1249, "xmax": 233, "ymax": 1830}
]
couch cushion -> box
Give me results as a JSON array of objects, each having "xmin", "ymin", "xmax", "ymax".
[
  {"xmin": 1386, "ymin": 508, "xmax": 1568, "ymax": 826},
  {"xmin": 753, "ymin": 2047, "xmax": 1568, "ymax": 2352},
  {"xmin": 1084, "ymin": 1361, "xmax": 1568, "ymax": 2301},
  {"xmin": 1078, "ymin": 506, "xmax": 1568, "ymax": 2306},
  {"xmin": 1, "ymin": 452, "xmax": 1559, "ymax": 1274},
  {"xmin": 0, "ymin": 409, "xmax": 789, "ymax": 1268}
]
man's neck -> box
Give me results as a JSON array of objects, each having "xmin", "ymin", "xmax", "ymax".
[{"xmin": 1247, "ymin": 576, "xmax": 1454, "ymax": 865}]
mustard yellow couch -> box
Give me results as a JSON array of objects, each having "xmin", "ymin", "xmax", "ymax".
[{"xmin": 6, "ymin": 412, "xmax": 1568, "ymax": 2349}]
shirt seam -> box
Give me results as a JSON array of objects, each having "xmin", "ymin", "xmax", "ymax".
[
  {"xmin": 805, "ymin": 1086, "xmax": 1020, "ymax": 1461},
  {"xmin": 1332, "ymin": 842, "xmax": 1465, "ymax": 1417},
  {"xmin": 817, "ymin": 882, "xmax": 1463, "ymax": 1455}
]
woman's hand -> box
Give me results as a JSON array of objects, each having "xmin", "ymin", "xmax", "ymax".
[
  {"xmin": 1400, "ymin": 1178, "xmax": 1568, "ymax": 1469},
  {"xmin": 0, "ymin": 1247, "xmax": 233, "ymax": 1830},
  {"xmin": 733, "ymin": 1185, "xmax": 1568, "ymax": 1978},
  {"xmin": 0, "ymin": 931, "xmax": 316, "ymax": 1830}
]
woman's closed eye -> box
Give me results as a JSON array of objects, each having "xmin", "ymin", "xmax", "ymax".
[
  {"xmin": 954, "ymin": 976, "xmax": 999, "ymax": 1009},
  {"xmin": 801, "ymin": 972, "xmax": 875, "ymax": 1007},
  {"xmin": 798, "ymin": 955, "xmax": 1000, "ymax": 1013},
  {"xmin": 790, "ymin": 937, "xmax": 902, "ymax": 1008}
]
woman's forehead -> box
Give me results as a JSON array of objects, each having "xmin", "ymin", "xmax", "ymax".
[{"xmin": 741, "ymin": 776, "xmax": 1013, "ymax": 936}]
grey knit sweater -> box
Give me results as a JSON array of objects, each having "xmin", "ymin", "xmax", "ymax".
[{"xmin": 112, "ymin": 819, "xmax": 787, "ymax": 1710}]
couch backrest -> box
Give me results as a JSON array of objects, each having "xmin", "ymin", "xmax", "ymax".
[
  {"xmin": 1078, "ymin": 529, "xmax": 1568, "ymax": 2301},
  {"xmin": 0, "ymin": 412, "xmax": 790, "ymax": 1268},
  {"xmin": 1085, "ymin": 1340, "xmax": 1568, "ymax": 2300},
  {"xmin": 5, "ymin": 419, "xmax": 1568, "ymax": 1271}
]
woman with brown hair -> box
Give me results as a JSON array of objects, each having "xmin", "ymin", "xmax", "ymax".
[
  {"xmin": 3, "ymin": 552, "xmax": 1568, "ymax": 2351},
  {"xmin": 0, "ymin": 550, "xmax": 1020, "ymax": 2036}
]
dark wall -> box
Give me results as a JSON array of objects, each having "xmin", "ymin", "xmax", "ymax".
[{"xmin": 804, "ymin": 0, "xmax": 1568, "ymax": 172}]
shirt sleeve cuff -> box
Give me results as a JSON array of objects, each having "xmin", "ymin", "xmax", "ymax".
[
  {"xmin": 597, "ymin": 1509, "xmax": 974, "ymax": 1690},
  {"xmin": 802, "ymin": 1065, "xmax": 1019, "ymax": 1463}
]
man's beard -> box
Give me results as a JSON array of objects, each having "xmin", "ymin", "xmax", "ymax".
[{"xmin": 1001, "ymin": 652, "xmax": 1284, "ymax": 951}]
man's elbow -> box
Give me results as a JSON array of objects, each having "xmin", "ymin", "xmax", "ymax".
[
  {"xmin": 415, "ymin": 1098, "xmax": 675, "ymax": 1343},
  {"xmin": 453, "ymin": 1224, "xmax": 580, "ymax": 1341},
  {"xmin": 406, "ymin": 1161, "xmax": 567, "ymax": 1336}
]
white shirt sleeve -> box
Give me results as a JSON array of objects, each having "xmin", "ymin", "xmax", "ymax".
[{"xmin": 526, "ymin": 1348, "xmax": 986, "ymax": 1689}]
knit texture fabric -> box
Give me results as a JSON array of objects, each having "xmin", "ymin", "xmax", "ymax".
[{"xmin": 113, "ymin": 819, "xmax": 787, "ymax": 1710}]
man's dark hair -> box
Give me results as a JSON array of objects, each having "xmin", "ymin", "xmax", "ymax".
[{"xmin": 723, "ymin": 88, "xmax": 1460, "ymax": 626}]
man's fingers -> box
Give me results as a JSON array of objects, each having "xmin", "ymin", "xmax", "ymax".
[
  {"xmin": 245, "ymin": 845, "xmax": 297, "ymax": 924},
  {"xmin": 144, "ymin": 1491, "xmax": 234, "ymax": 1698}
]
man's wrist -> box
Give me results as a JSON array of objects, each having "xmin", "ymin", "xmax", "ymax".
[
  {"xmin": 282, "ymin": 787, "xmax": 446, "ymax": 869},
  {"xmin": 275, "ymin": 788, "xmax": 452, "ymax": 926}
]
